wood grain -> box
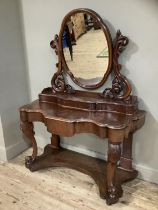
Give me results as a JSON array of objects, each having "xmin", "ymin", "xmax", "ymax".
[
  {"xmin": 20, "ymin": 92, "xmax": 145, "ymax": 205},
  {"xmin": 19, "ymin": 8, "xmax": 146, "ymax": 206},
  {"xmin": 0, "ymin": 148, "xmax": 157, "ymax": 210}
]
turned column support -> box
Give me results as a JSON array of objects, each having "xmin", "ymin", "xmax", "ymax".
[
  {"xmin": 119, "ymin": 132, "xmax": 134, "ymax": 171},
  {"xmin": 20, "ymin": 121, "xmax": 38, "ymax": 169},
  {"xmin": 49, "ymin": 134, "xmax": 60, "ymax": 149}
]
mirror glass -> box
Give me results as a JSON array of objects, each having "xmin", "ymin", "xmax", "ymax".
[{"xmin": 62, "ymin": 12, "xmax": 109, "ymax": 86}]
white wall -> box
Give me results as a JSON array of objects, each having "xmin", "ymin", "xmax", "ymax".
[
  {"xmin": 0, "ymin": 0, "xmax": 30, "ymax": 160},
  {"xmin": 0, "ymin": 116, "xmax": 7, "ymax": 160},
  {"xmin": 20, "ymin": 0, "xmax": 158, "ymax": 183}
]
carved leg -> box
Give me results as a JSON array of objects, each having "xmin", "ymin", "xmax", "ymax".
[
  {"xmin": 106, "ymin": 142, "xmax": 122, "ymax": 205},
  {"xmin": 49, "ymin": 134, "xmax": 60, "ymax": 149},
  {"xmin": 20, "ymin": 121, "xmax": 37, "ymax": 169},
  {"xmin": 119, "ymin": 132, "xmax": 134, "ymax": 171}
]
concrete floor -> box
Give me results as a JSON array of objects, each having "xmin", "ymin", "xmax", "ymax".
[{"xmin": 0, "ymin": 148, "xmax": 157, "ymax": 210}]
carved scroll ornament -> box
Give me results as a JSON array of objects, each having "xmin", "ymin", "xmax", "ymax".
[
  {"xmin": 50, "ymin": 35, "xmax": 74, "ymax": 93},
  {"xmin": 103, "ymin": 30, "xmax": 132, "ymax": 100}
]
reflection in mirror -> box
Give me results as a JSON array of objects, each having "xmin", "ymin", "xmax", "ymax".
[{"xmin": 62, "ymin": 12, "xmax": 109, "ymax": 85}]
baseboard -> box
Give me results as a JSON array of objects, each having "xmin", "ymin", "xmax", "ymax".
[
  {"xmin": 61, "ymin": 142, "xmax": 106, "ymax": 160},
  {"xmin": 133, "ymin": 164, "xmax": 158, "ymax": 185},
  {"xmin": 0, "ymin": 146, "xmax": 7, "ymax": 161},
  {"xmin": 36, "ymin": 135, "xmax": 158, "ymax": 184},
  {"xmin": 0, "ymin": 140, "xmax": 30, "ymax": 161}
]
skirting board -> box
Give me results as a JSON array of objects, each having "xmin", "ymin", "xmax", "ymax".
[
  {"xmin": 0, "ymin": 146, "xmax": 7, "ymax": 161},
  {"xmin": 35, "ymin": 135, "xmax": 158, "ymax": 184},
  {"xmin": 0, "ymin": 140, "xmax": 30, "ymax": 161}
]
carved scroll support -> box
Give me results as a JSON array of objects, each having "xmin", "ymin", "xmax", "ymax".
[
  {"xmin": 20, "ymin": 121, "xmax": 38, "ymax": 169},
  {"xmin": 103, "ymin": 30, "xmax": 132, "ymax": 100},
  {"xmin": 51, "ymin": 71, "xmax": 75, "ymax": 93},
  {"xmin": 50, "ymin": 34, "xmax": 75, "ymax": 94},
  {"xmin": 106, "ymin": 142, "xmax": 122, "ymax": 205}
]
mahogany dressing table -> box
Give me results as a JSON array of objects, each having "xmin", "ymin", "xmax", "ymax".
[{"xmin": 20, "ymin": 9, "xmax": 145, "ymax": 205}]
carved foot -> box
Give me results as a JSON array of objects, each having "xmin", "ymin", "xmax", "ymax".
[
  {"xmin": 106, "ymin": 142, "xmax": 122, "ymax": 205},
  {"xmin": 25, "ymin": 156, "xmax": 36, "ymax": 171},
  {"xmin": 106, "ymin": 185, "xmax": 123, "ymax": 205}
]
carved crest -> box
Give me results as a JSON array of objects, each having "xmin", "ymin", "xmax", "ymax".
[{"xmin": 50, "ymin": 34, "xmax": 59, "ymax": 55}]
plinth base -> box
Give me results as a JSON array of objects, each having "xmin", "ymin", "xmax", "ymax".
[{"xmin": 25, "ymin": 145, "xmax": 138, "ymax": 205}]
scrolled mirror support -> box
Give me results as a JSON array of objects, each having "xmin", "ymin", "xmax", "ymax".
[
  {"xmin": 50, "ymin": 10, "xmax": 132, "ymax": 100},
  {"xmin": 102, "ymin": 30, "xmax": 132, "ymax": 100},
  {"xmin": 50, "ymin": 35, "xmax": 74, "ymax": 93}
]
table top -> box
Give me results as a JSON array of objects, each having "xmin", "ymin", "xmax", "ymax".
[{"xmin": 20, "ymin": 100, "xmax": 145, "ymax": 130}]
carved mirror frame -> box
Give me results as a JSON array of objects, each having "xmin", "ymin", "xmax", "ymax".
[
  {"xmin": 50, "ymin": 8, "xmax": 132, "ymax": 100},
  {"xmin": 59, "ymin": 8, "xmax": 112, "ymax": 89}
]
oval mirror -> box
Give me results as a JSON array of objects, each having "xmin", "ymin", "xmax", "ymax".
[{"xmin": 59, "ymin": 9, "xmax": 112, "ymax": 89}]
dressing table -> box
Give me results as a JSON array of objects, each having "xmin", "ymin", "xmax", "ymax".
[{"xmin": 19, "ymin": 8, "xmax": 145, "ymax": 205}]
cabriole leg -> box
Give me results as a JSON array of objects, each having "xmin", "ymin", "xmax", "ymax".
[
  {"xmin": 106, "ymin": 142, "xmax": 122, "ymax": 205},
  {"xmin": 20, "ymin": 121, "xmax": 37, "ymax": 169}
]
